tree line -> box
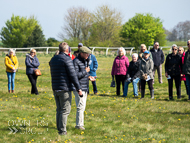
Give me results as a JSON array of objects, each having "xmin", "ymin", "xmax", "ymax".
[{"xmin": 0, "ymin": 5, "xmax": 189, "ymax": 48}]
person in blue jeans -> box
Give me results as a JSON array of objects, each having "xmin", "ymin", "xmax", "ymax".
[
  {"xmin": 5, "ymin": 49, "xmax": 18, "ymax": 93},
  {"xmin": 88, "ymin": 54, "xmax": 98, "ymax": 94},
  {"xmin": 123, "ymin": 53, "xmax": 141, "ymax": 97}
]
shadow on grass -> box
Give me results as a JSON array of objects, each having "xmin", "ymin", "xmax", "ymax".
[{"xmin": 156, "ymin": 98, "xmax": 189, "ymax": 102}]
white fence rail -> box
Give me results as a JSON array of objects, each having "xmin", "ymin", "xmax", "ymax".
[
  {"xmin": 0, "ymin": 47, "xmax": 135, "ymax": 55},
  {"xmin": 148, "ymin": 46, "xmax": 188, "ymax": 51}
]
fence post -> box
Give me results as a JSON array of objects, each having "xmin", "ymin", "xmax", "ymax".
[
  {"xmin": 106, "ymin": 48, "xmax": 109, "ymax": 56},
  {"xmin": 130, "ymin": 47, "xmax": 134, "ymax": 55},
  {"xmin": 92, "ymin": 47, "xmax": 96, "ymax": 55},
  {"xmin": 46, "ymin": 47, "xmax": 49, "ymax": 54}
]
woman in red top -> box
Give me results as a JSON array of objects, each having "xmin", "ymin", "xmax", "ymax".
[
  {"xmin": 178, "ymin": 47, "xmax": 188, "ymax": 95},
  {"xmin": 111, "ymin": 47, "xmax": 129, "ymax": 96}
]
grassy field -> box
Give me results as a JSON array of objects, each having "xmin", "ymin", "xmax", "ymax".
[{"xmin": 0, "ymin": 53, "xmax": 190, "ymax": 143}]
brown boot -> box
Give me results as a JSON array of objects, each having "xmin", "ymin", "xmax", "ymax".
[
  {"xmin": 12, "ymin": 90, "xmax": 14, "ymax": 93},
  {"xmin": 8, "ymin": 90, "xmax": 11, "ymax": 93}
]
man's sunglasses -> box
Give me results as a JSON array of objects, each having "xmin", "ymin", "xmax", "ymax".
[{"xmin": 172, "ymin": 49, "xmax": 177, "ymax": 51}]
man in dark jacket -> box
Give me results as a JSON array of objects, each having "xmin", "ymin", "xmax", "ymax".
[
  {"xmin": 49, "ymin": 42, "xmax": 82, "ymax": 135},
  {"xmin": 73, "ymin": 46, "xmax": 95, "ymax": 130},
  {"xmin": 73, "ymin": 43, "xmax": 83, "ymax": 57},
  {"xmin": 123, "ymin": 53, "xmax": 141, "ymax": 97},
  {"xmin": 150, "ymin": 42, "xmax": 165, "ymax": 84},
  {"xmin": 183, "ymin": 40, "xmax": 190, "ymax": 100}
]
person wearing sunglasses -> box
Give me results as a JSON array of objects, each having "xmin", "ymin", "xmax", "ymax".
[
  {"xmin": 25, "ymin": 49, "xmax": 40, "ymax": 95},
  {"xmin": 138, "ymin": 44, "xmax": 152, "ymax": 60},
  {"xmin": 150, "ymin": 42, "xmax": 165, "ymax": 84},
  {"xmin": 178, "ymin": 47, "xmax": 188, "ymax": 95},
  {"xmin": 139, "ymin": 50, "xmax": 154, "ymax": 99},
  {"xmin": 182, "ymin": 40, "xmax": 190, "ymax": 100},
  {"xmin": 165, "ymin": 44, "xmax": 182, "ymax": 100},
  {"xmin": 138, "ymin": 44, "xmax": 153, "ymax": 92}
]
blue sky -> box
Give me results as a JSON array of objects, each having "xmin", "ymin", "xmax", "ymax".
[{"xmin": 0, "ymin": 0, "xmax": 189, "ymax": 40}]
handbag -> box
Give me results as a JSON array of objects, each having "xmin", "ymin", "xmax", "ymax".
[
  {"xmin": 110, "ymin": 80, "xmax": 115, "ymax": 87},
  {"xmin": 34, "ymin": 69, "xmax": 42, "ymax": 76}
]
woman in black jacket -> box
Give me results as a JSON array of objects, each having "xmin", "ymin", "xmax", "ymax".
[
  {"xmin": 165, "ymin": 44, "xmax": 182, "ymax": 100},
  {"xmin": 123, "ymin": 53, "xmax": 141, "ymax": 97}
]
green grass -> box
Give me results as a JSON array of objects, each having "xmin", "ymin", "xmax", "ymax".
[{"xmin": 0, "ymin": 53, "xmax": 190, "ymax": 143}]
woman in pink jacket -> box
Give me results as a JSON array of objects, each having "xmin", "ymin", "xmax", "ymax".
[
  {"xmin": 178, "ymin": 47, "xmax": 188, "ymax": 95},
  {"xmin": 111, "ymin": 47, "xmax": 129, "ymax": 96}
]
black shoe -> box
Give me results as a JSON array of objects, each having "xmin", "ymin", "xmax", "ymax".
[
  {"xmin": 59, "ymin": 131, "xmax": 67, "ymax": 135},
  {"xmin": 169, "ymin": 97, "xmax": 173, "ymax": 100}
]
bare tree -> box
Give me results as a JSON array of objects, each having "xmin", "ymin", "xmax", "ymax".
[
  {"xmin": 89, "ymin": 5, "xmax": 123, "ymax": 47},
  {"xmin": 58, "ymin": 7, "xmax": 92, "ymax": 43},
  {"xmin": 167, "ymin": 20, "xmax": 190, "ymax": 41}
]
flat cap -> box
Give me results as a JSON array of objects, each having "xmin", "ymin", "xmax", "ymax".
[{"xmin": 79, "ymin": 46, "xmax": 92, "ymax": 54}]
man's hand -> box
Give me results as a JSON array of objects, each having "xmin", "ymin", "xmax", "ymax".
[
  {"xmin": 165, "ymin": 72, "xmax": 168, "ymax": 78},
  {"xmin": 85, "ymin": 67, "xmax": 90, "ymax": 72},
  {"xmin": 78, "ymin": 89, "xmax": 83, "ymax": 97},
  {"xmin": 89, "ymin": 76, "xmax": 96, "ymax": 81}
]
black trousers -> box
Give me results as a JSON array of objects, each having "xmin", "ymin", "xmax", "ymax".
[
  {"xmin": 27, "ymin": 74, "xmax": 38, "ymax": 94},
  {"xmin": 168, "ymin": 75, "xmax": 181, "ymax": 98},
  {"xmin": 184, "ymin": 81, "xmax": 188, "ymax": 95},
  {"xmin": 115, "ymin": 75, "xmax": 125, "ymax": 95},
  {"xmin": 141, "ymin": 79, "xmax": 154, "ymax": 91}
]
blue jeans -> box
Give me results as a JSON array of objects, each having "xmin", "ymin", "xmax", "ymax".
[
  {"xmin": 185, "ymin": 74, "xmax": 190, "ymax": 99},
  {"xmin": 7, "ymin": 72, "xmax": 16, "ymax": 90},
  {"xmin": 123, "ymin": 78, "xmax": 140, "ymax": 97},
  {"xmin": 91, "ymin": 81, "xmax": 98, "ymax": 94}
]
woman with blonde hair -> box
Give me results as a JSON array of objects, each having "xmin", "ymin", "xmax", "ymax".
[
  {"xmin": 5, "ymin": 49, "xmax": 18, "ymax": 93},
  {"xmin": 111, "ymin": 47, "xmax": 129, "ymax": 96},
  {"xmin": 138, "ymin": 44, "xmax": 152, "ymax": 60},
  {"xmin": 25, "ymin": 48, "xmax": 40, "ymax": 95}
]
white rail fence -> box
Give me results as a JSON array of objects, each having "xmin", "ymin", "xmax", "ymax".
[
  {"xmin": 148, "ymin": 46, "xmax": 188, "ymax": 51},
  {"xmin": 0, "ymin": 47, "xmax": 135, "ymax": 55},
  {"xmin": 1, "ymin": 46, "xmax": 187, "ymax": 56}
]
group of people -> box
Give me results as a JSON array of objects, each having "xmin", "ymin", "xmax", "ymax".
[
  {"xmin": 4, "ymin": 43, "xmax": 99, "ymax": 135},
  {"xmin": 111, "ymin": 40, "xmax": 190, "ymax": 101},
  {"xmin": 4, "ymin": 40, "xmax": 190, "ymax": 135},
  {"xmin": 5, "ymin": 48, "xmax": 40, "ymax": 95}
]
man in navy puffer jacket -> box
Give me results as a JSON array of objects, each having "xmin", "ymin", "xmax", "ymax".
[{"xmin": 49, "ymin": 42, "xmax": 82, "ymax": 135}]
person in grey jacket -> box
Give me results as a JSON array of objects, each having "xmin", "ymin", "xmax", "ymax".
[
  {"xmin": 182, "ymin": 40, "xmax": 190, "ymax": 100},
  {"xmin": 25, "ymin": 49, "xmax": 40, "ymax": 95},
  {"xmin": 49, "ymin": 42, "xmax": 82, "ymax": 135},
  {"xmin": 139, "ymin": 50, "xmax": 154, "ymax": 99},
  {"xmin": 73, "ymin": 46, "xmax": 95, "ymax": 130}
]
